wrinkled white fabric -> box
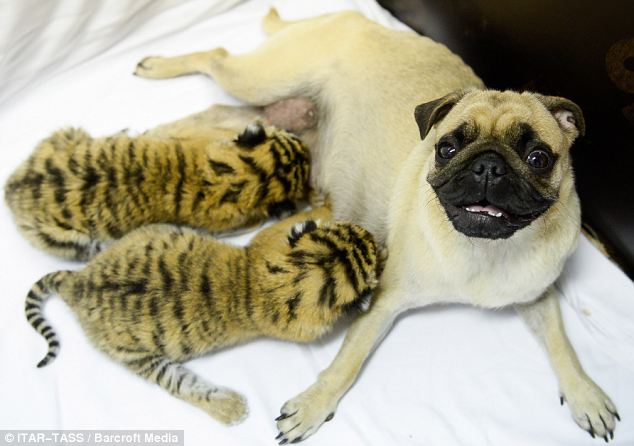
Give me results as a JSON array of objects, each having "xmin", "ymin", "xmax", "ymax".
[{"xmin": 1, "ymin": 1, "xmax": 632, "ymax": 445}]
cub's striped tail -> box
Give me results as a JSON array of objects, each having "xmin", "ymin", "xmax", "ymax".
[{"xmin": 25, "ymin": 271, "xmax": 72, "ymax": 368}]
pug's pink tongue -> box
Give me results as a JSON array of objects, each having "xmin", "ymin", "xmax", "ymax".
[{"xmin": 465, "ymin": 204, "xmax": 506, "ymax": 218}]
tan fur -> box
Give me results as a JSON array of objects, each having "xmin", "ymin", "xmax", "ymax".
[
  {"xmin": 24, "ymin": 207, "xmax": 380, "ymax": 425},
  {"xmin": 133, "ymin": 9, "xmax": 617, "ymax": 441},
  {"xmin": 5, "ymin": 122, "xmax": 309, "ymax": 260}
]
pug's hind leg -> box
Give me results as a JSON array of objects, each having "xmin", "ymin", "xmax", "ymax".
[
  {"xmin": 515, "ymin": 287, "xmax": 619, "ymax": 441},
  {"xmin": 134, "ymin": 7, "xmax": 293, "ymax": 79},
  {"xmin": 134, "ymin": 48, "xmax": 230, "ymax": 79},
  {"xmin": 125, "ymin": 354, "xmax": 248, "ymax": 425}
]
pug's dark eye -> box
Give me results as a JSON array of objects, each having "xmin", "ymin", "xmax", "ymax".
[
  {"xmin": 437, "ymin": 142, "xmax": 457, "ymax": 159},
  {"xmin": 526, "ymin": 149, "xmax": 551, "ymax": 169}
]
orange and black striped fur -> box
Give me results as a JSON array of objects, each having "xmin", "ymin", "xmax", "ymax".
[
  {"xmin": 5, "ymin": 122, "xmax": 309, "ymax": 260},
  {"xmin": 25, "ymin": 207, "xmax": 380, "ymax": 425}
]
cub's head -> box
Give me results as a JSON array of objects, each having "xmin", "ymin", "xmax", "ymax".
[
  {"xmin": 286, "ymin": 220, "xmax": 380, "ymax": 320},
  {"xmin": 416, "ymin": 89, "xmax": 584, "ymax": 240}
]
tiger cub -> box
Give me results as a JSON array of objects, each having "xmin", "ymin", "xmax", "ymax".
[
  {"xmin": 5, "ymin": 122, "xmax": 309, "ymax": 260},
  {"xmin": 25, "ymin": 207, "xmax": 380, "ymax": 425}
]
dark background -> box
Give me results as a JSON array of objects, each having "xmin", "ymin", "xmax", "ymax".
[{"xmin": 379, "ymin": 0, "xmax": 634, "ymax": 278}]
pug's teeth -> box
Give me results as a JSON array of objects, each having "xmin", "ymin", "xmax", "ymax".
[{"xmin": 465, "ymin": 206, "xmax": 504, "ymax": 218}]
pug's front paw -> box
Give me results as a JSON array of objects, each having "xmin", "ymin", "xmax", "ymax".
[
  {"xmin": 561, "ymin": 376, "xmax": 619, "ymax": 442},
  {"xmin": 275, "ymin": 383, "xmax": 337, "ymax": 444}
]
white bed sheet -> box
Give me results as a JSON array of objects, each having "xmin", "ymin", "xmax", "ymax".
[{"xmin": 1, "ymin": 1, "xmax": 633, "ymax": 445}]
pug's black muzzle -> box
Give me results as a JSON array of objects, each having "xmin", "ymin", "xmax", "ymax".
[{"xmin": 431, "ymin": 151, "xmax": 554, "ymax": 239}]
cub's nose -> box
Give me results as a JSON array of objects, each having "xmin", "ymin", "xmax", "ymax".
[{"xmin": 470, "ymin": 152, "xmax": 507, "ymax": 180}]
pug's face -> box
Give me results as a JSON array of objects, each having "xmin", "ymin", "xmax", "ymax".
[{"xmin": 415, "ymin": 90, "xmax": 584, "ymax": 240}]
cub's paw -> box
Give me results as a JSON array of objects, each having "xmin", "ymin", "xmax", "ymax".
[
  {"xmin": 561, "ymin": 377, "xmax": 619, "ymax": 441},
  {"xmin": 207, "ymin": 389, "xmax": 249, "ymax": 426},
  {"xmin": 275, "ymin": 384, "xmax": 338, "ymax": 444}
]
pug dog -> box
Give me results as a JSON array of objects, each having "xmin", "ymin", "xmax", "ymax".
[{"xmin": 134, "ymin": 9, "xmax": 619, "ymax": 443}]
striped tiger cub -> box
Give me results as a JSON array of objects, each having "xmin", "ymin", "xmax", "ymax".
[
  {"xmin": 5, "ymin": 122, "xmax": 309, "ymax": 260},
  {"xmin": 25, "ymin": 207, "xmax": 380, "ymax": 425}
]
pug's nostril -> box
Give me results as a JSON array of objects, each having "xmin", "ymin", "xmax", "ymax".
[
  {"xmin": 472, "ymin": 162, "xmax": 485, "ymax": 175},
  {"xmin": 491, "ymin": 163, "xmax": 506, "ymax": 176},
  {"xmin": 470, "ymin": 152, "xmax": 507, "ymax": 179}
]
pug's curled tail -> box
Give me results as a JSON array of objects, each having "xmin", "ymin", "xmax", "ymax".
[
  {"xmin": 262, "ymin": 8, "xmax": 294, "ymax": 35},
  {"xmin": 25, "ymin": 271, "xmax": 73, "ymax": 368}
]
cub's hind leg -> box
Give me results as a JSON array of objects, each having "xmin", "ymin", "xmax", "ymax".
[{"xmin": 124, "ymin": 354, "xmax": 248, "ymax": 425}]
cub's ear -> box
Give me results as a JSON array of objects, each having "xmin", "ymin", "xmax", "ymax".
[
  {"xmin": 534, "ymin": 94, "xmax": 586, "ymax": 137},
  {"xmin": 414, "ymin": 90, "xmax": 468, "ymax": 140},
  {"xmin": 235, "ymin": 121, "xmax": 267, "ymax": 147},
  {"xmin": 288, "ymin": 220, "xmax": 318, "ymax": 248}
]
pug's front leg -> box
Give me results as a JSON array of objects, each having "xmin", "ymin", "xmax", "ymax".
[
  {"xmin": 275, "ymin": 291, "xmax": 407, "ymax": 444},
  {"xmin": 515, "ymin": 286, "xmax": 619, "ymax": 441}
]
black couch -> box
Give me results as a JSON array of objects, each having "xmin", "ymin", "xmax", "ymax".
[{"xmin": 379, "ymin": 0, "xmax": 634, "ymax": 279}]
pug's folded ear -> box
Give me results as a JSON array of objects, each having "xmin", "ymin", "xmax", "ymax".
[
  {"xmin": 534, "ymin": 94, "xmax": 586, "ymax": 138},
  {"xmin": 414, "ymin": 90, "xmax": 469, "ymax": 140}
]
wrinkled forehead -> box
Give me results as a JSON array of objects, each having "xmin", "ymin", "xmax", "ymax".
[{"xmin": 439, "ymin": 91, "xmax": 566, "ymax": 149}]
